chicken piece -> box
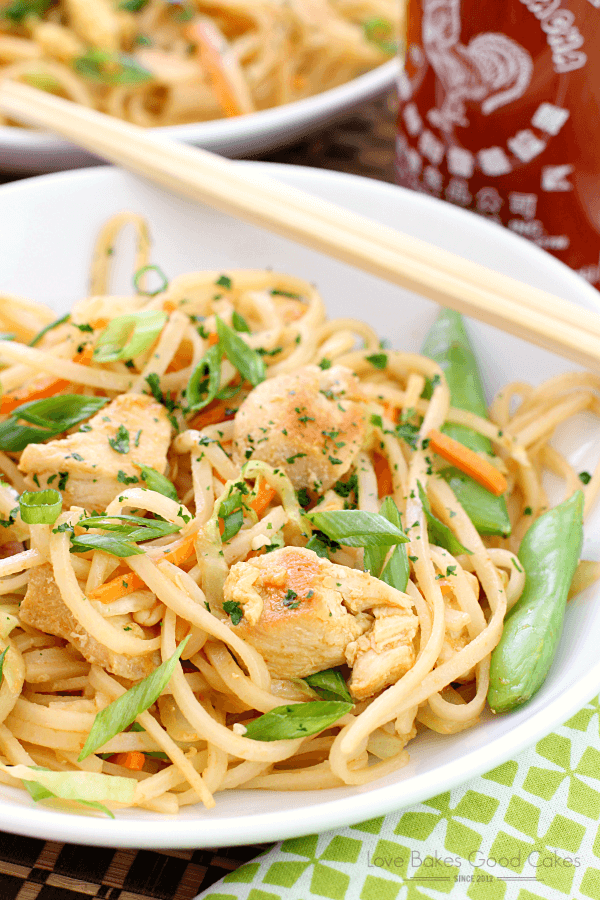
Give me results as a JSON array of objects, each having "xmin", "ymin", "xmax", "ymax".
[
  {"xmin": 19, "ymin": 393, "xmax": 171, "ymax": 512},
  {"xmin": 346, "ymin": 606, "xmax": 419, "ymax": 700},
  {"xmin": 20, "ymin": 565, "xmax": 159, "ymax": 680},
  {"xmin": 232, "ymin": 365, "xmax": 367, "ymax": 493},
  {"xmin": 223, "ymin": 546, "xmax": 416, "ymax": 680},
  {"xmin": 225, "ymin": 546, "xmax": 369, "ymax": 678}
]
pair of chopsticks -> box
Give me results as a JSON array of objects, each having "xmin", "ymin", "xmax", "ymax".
[{"xmin": 1, "ymin": 80, "xmax": 600, "ymax": 371}]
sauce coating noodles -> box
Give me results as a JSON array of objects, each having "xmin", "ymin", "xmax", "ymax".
[{"xmin": 0, "ymin": 214, "xmax": 597, "ymax": 815}]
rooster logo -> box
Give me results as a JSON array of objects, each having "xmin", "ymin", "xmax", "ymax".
[{"xmin": 422, "ymin": 0, "xmax": 533, "ymax": 132}]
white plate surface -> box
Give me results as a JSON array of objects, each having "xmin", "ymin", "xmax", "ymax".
[
  {"xmin": 0, "ymin": 60, "xmax": 397, "ymax": 174},
  {"xmin": 0, "ymin": 163, "xmax": 599, "ymax": 848}
]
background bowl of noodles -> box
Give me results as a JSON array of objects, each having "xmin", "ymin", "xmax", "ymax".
[
  {"xmin": 0, "ymin": 0, "xmax": 398, "ymax": 174},
  {"xmin": 0, "ymin": 162, "xmax": 598, "ymax": 848}
]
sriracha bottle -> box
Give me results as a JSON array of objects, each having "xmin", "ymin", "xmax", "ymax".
[{"xmin": 396, "ymin": 0, "xmax": 600, "ymax": 288}]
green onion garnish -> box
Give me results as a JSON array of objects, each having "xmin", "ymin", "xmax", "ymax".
[
  {"xmin": 303, "ymin": 669, "xmax": 352, "ymax": 703},
  {"xmin": 133, "ymin": 264, "xmax": 169, "ymax": 296},
  {"xmin": 29, "ymin": 313, "xmax": 71, "ymax": 347},
  {"xmin": 185, "ymin": 344, "xmax": 221, "ymax": 411},
  {"xmin": 243, "ymin": 700, "xmax": 353, "ymax": 741},
  {"xmin": 137, "ymin": 465, "xmax": 178, "ymax": 501},
  {"xmin": 73, "ymin": 50, "xmax": 153, "ymax": 86},
  {"xmin": 79, "ymin": 639, "xmax": 188, "ymax": 760},
  {"xmin": 305, "ymin": 509, "xmax": 408, "ymax": 550},
  {"xmin": 0, "ymin": 395, "xmax": 108, "ymax": 453},
  {"xmin": 93, "ymin": 310, "xmax": 167, "ymax": 363},
  {"xmin": 216, "ymin": 316, "xmax": 265, "ymax": 387},
  {"xmin": 19, "ymin": 489, "xmax": 62, "ymax": 525},
  {"xmin": 417, "ymin": 481, "xmax": 472, "ymax": 556}
]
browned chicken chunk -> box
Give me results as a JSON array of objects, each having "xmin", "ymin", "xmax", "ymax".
[
  {"xmin": 232, "ymin": 365, "xmax": 367, "ymax": 492},
  {"xmin": 223, "ymin": 546, "xmax": 418, "ymax": 693},
  {"xmin": 20, "ymin": 565, "xmax": 159, "ymax": 681},
  {"xmin": 19, "ymin": 393, "xmax": 171, "ymax": 512}
]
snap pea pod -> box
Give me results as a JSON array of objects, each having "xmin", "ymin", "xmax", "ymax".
[
  {"xmin": 421, "ymin": 309, "xmax": 511, "ymax": 537},
  {"xmin": 488, "ymin": 490, "xmax": 584, "ymax": 713}
]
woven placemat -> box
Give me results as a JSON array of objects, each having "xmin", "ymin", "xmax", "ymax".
[{"xmin": 0, "ymin": 88, "xmax": 398, "ymax": 899}]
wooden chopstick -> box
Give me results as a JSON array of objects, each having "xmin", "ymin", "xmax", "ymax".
[{"xmin": 1, "ymin": 80, "xmax": 600, "ymax": 371}]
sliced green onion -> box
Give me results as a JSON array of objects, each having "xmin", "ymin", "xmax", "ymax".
[
  {"xmin": 69, "ymin": 534, "xmax": 144, "ymax": 558},
  {"xmin": 303, "ymin": 669, "xmax": 352, "ymax": 703},
  {"xmin": 306, "ymin": 509, "xmax": 408, "ymax": 550},
  {"xmin": 377, "ymin": 497, "xmax": 410, "ymax": 591},
  {"xmin": 186, "ymin": 344, "xmax": 221, "ymax": 411},
  {"xmin": 243, "ymin": 700, "xmax": 353, "ymax": 741},
  {"xmin": 93, "ymin": 310, "xmax": 167, "ymax": 363},
  {"xmin": 29, "ymin": 312, "xmax": 70, "ymax": 347},
  {"xmin": 417, "ymin": 481, "xmax": 472, "ymax": 556},
  {"xmin": 133, "ymin": 264, "xmax": 169, "ymax": 296},
  {"xmin": 0, "ymin": 764, "xmax": 135, "ymax": 814},
  {"xmin": 77, "ymin": 513, "xmax": 180, "ymax": 541},
  {"xmin": 137, "ymin": 465, "xmax": 178, "ymax": 501},
  {"xmin": 232, "ymin": 310, "xmax": 250, "ymax": 333},
  {"xmin": 216, "ymin": 316, "xmax": 265, "ymax": 387},
  {"xmin": 363, "ymin": 17, "xmax": 397, "ymax": 54},
  {"xmin": 0, "ymin": 395, "xmax": 108, "ymax": 453},
  {"xmin": 0, "ymin": 333, "xmax": 15, "ymax": 342},
  {"xmin": 119, "ymin": 0, "xmax": 148, "ymax": 9},
  {"xmin": 79, "ymin": 639, "xmax": 188, "ymax": 760},
  {"xmin": 19, "ymin": 489, "xmax": 62, "ymax": 525},
  {"xmin": 73, "ymin": 50, "xmax": 153, "ymax": 86},
  {"xmin": 1, "ymin": 0, "xmax": 54, "ymax": 25}
]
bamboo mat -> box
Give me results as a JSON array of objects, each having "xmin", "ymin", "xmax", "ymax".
[{"xmin": 0, "ymin": 88, "xmax": 397, "ymax": 899}]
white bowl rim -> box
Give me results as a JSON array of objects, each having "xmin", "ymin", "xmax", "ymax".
[{"xmin": 0, "ymin": 162, "xmax": 598, "ymax": 849}]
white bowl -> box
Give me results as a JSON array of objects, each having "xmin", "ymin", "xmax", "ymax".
[
  {"xmin": 0, "ymin": 163, "xmax": 599, "ymax": 848},
  {"xmin": 0, "ymin": 60, "xmax": 397, "ymax": 174}
]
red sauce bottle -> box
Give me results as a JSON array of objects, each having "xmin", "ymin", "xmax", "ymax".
[{"xmin": 396, "ymin": 0, "xmax": 600, "ymax": 287}]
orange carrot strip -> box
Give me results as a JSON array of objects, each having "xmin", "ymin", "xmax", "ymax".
[
  {"xmin": 186, "ymin": 19, "xmax": 254, "ymax": 118},
  {"xmin": 0, "ymin": 346, "xmax": 93, "ymax": 413},
  {"xmin": 163, "ymin": 300, "xmax": 177, "ymax": 314},
  {"xmin": 428, "ymin": 429, "xmax": 508, "ymax": 496},
  {"xmin": 89, "ymin": 534, "xmax": 198, "ymax": 603},
  {"xmin": 163, "ymin": 533, "xmax": 197, "ymax": 568},
  {"xmin": 89, "ymin": 572, "xmax": 144, "ymax": 602},
  {"xmin": 189, "ymin": 399, "xmax": 235, "ymax": 430},
  {"xmin": 108, "ymin": 751, "xmax": 146, "ymax": 771},
  {"xmin": 373, "ymin": 452, "xmax": 393, "ymax": 498},
  {"xmin": 249, "ymin": 480, "xmax": 277, "ymax": 517},
  {"xmin": 207, "ymin": 331, "xmax": 219, "ymax": 347}
]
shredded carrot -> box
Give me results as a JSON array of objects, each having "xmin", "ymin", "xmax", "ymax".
[
  {"xmin": 89, "ymin": 533, "xmax": 198, "ymax": 603},
  {"xmin": 207, "ymin": 331, "xmax": 219, "ymax": 347},
  {"xmin": 90, "ymin": 318, "xmax": 108, "ymax": 330},
  {"xmin": 163, "ymin": 300, "xmax": 177, "ymax": 314},
  {"xmin": 108, "ymin": 751, "xmax": 146, "ymax": 771},
  {"xmin": 249, "ymin": 480, "xmax": 277, "ymax": 517},
  {"xmin": 185, "ymin": 18, "xmax": 254, "ymax": 117},
  {"xmin": 164, "ymin": 533, "xmax": 197, "ymax": 568},
  {"xmin": 0, "ymin": 346, "xmax": 93, "ymax": 413},
  {"xmin": 373, "ymin": 452, "xmax": 393, "ymax": 498},
  {"xmin": 427, "ymin": 429, "xmax": 508, "ymax": 496},
  {"xmin": 189, "ymin": 399, "xmax": 235, "ymax": 430}
]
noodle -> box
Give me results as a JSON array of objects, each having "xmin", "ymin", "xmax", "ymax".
[
  {"xmin": 0, "ymin": 211, "xmax": 596, "ymax": 816},
  {"xmin": 0, "ymin": 0, "xmax": 398, "ymax": 128}
]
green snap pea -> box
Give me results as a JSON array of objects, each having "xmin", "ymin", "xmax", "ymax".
[
  {"xmin": 488, "ymin": 490, "xmax": 584, "ymax": 713},
  {"xmin": 421, "ymin": 309, "xmax": 511, "ymax": 537}
]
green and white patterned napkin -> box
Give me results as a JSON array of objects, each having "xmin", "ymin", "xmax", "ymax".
[{"xmin": 198, "ymin": 695, "xmax": 600, "ymax": 900}]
